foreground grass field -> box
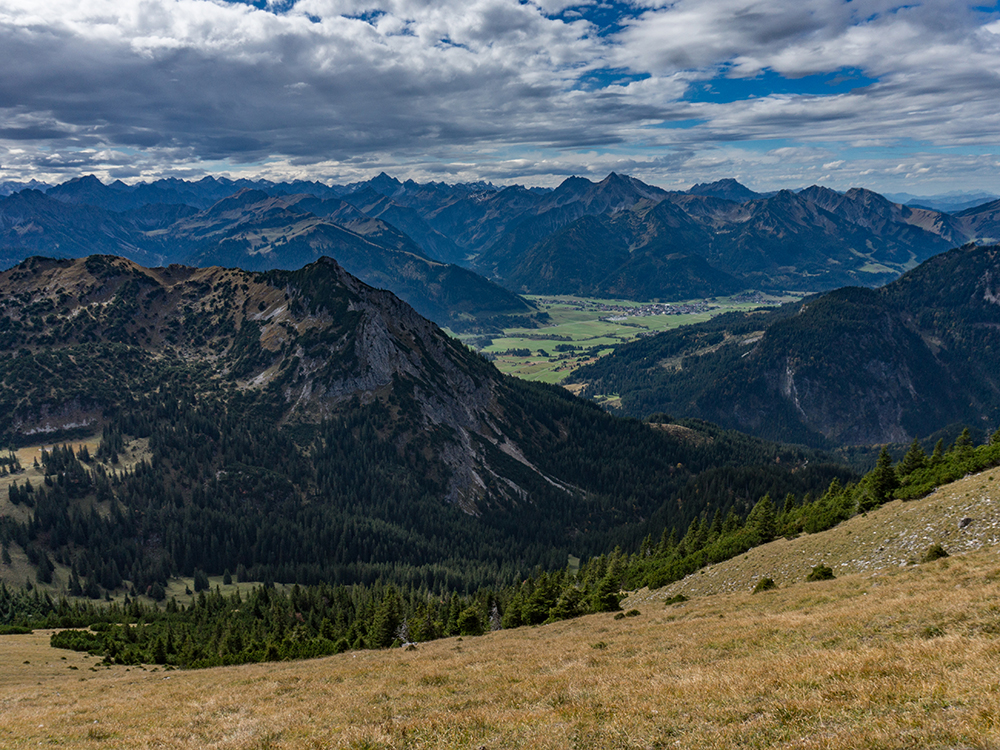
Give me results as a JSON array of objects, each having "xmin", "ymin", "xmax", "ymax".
[{"xmin": 3, "ymin": 470, "xmax": 1000, "ymax": 749}]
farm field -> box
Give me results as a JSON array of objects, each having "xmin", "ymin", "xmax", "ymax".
[{"xmin": 460, "ymin": 291, "xmax": 801, "ymax": 383}]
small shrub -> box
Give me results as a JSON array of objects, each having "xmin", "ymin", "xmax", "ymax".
[
  {"xmin": 752, "ymin": 577, "xmax": 778, "ymax": 594},
  {"xmin": 624, "ymin": 609, "xmax": 641, "ymax": 618},
  {"xmin": 806, "ymin": 564, "xmax": 835, "ymax": 582},
  {"xmin": 419, "ymin": 674, "xmax": 449, "ymax": 686},
  {"xmin": 922, "ymin": 625, "xmax": 945, "ymax": 639},
  {"xmin": 613, "ymin": 612, "xmax": 626, "ymax": 620},
  {"xmin": 922, "ymin": 544, "xmax": 949, "ymax": 563},
  {"xmin": 591, "ymin": 640, "xmax": 608, "ymax": 650},
  {"xmin": 664, "ymin": 594, "xmax": 688, "ymax": 605},
  {"xmin": 87, "ymin": 726, "xmax": 112, "ymax": 741}
]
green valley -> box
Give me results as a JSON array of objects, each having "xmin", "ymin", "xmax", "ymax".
[{"xmin": 455, "ymin": 291, "xmax": 802, "ymax": 384}]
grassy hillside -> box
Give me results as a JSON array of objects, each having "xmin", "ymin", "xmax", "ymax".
[
  {"xmin": 2, "ymin": 467, "xmax": 999, "ymax": 749},
  {"xmin": 634, "ymin": 462, "xmax": 1000, "ymax": 600}
]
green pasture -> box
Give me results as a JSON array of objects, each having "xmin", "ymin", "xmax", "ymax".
[{"xmin": 458, "ymin": 292, "xmax": 800, "ymax": 383}]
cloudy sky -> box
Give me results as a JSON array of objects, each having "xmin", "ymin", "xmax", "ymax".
[{"xmin": 1, "ymin": 0, "xmax": 999, "ymax": 193}]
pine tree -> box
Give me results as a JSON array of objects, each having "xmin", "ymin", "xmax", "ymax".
[
  {"xmin": 367, "ymin": 586, "xmax": 402, "ymax": 649},
  {"xmin": 589, "ymin": 570, "xmax": 622, "ymax": 612},
  {"xmin": 457, "ymin": 605, "xmax": 484, "ymax": 636},
  {"xmin": 930, "ymin": 438, "xmax": 945, "ymax": 465},
  {"xmin": 193, "ymin": 569, "xmax": 210, "ymax": 592},
  {"xmin": 952, "ymin": 427, "xmax": 975, "ymax": 467},
  {"xmin": 746, "ymin": 494, "xmax": 776, "ymax": 543},
  {"xmin": 897, "ymin": 438, "xmax": 928, "ymax": 479},
  {"xmin": 869, "ymin": 446, "xmax": 899, "ymax": 507}
]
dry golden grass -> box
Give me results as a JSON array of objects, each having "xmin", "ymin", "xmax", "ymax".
[
  {"xmin": 3, "ymin": 546, "xmax": 1000, "ymax": 747},
  {"xmin": 3, "ymin": 468, "xmax": 1000, "ymax": 748},
  {"xmin": 634, "ymin": 465, "xmax": 1000, "ymax": 602}
]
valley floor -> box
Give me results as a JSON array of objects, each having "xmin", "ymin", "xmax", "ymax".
[
  {"xmin": 462, "ymin": 291, "xmax": 798, "ymax": 384},
  {"xmin": 4, "ymin": 479, "xmax": 1000, "ymax": 748}
]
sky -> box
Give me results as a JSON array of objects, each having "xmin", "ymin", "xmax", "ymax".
[{"xmin": 2, "ymin": 0, "xmax": 1000, "ymax": 194}]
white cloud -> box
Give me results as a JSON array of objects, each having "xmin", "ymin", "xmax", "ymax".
[{"xmin": 0, "ymin": 0, "xmax": 998, "ymax": 192}]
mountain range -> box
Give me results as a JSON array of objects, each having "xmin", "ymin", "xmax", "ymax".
[
  {"xmin": 569, "ymin": 243, "xmax": 1000, "ymax": 447},
  {"xmin": 0, "ymin": 183, "xmax": 533, "ymax": 330},
  {"xmin": 0, "ymin": 254, "xmax": 849, "ymax": 591},
  {"xmin": 3, "ymin": 173, "xmax": 1000, "ymax": 325}
]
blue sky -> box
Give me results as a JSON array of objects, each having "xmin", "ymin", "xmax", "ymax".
[{"xmin": 1, "ymin": 0, "xmax": 999, "ymax": 195}]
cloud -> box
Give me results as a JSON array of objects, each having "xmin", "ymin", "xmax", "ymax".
[{"xmin": 0, "ymin": 0, "xmax": 998, "ymax": 193}]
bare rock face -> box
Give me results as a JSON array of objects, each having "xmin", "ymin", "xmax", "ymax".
[{"xmin": 8, "ymin": 398, "xmax": 101, "ymax": 440}]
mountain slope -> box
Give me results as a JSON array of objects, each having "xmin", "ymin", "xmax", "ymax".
[
  {"xmin": 474, "ymin": 173, "xmax": 668, "ymax": 278},
  {"xmin": 955, "ymin": 198, "xmax": 1000, "ymax": 244},
  {"xmin": 0, "ymin": 190, "xmax": 167, "ymax": 268},
  {"xmin": 0, "ymin": 255, "xmax": 849, "ymax": 591},
  {"xmin": 687, "ymin": 177, "xmax": 765, "ymax": 202},
  {"xmin": 569, "ymin": 243, "xmax": 1000, "ymax": 446},
  {"xmin": 478, "ymin": 184, "xmax": 967, "ymax": 299},
  {"xmin": 499, "ymin": 204, "xmax": 741, "ymax": 299},
  {"xmin": 339, "ymin": 188, "xmax": 468, "ymax": 264},
  {"xmin": 6, "ymin": 475, "xmax": 1000, "ymax": 749},
  {"xmin": 798, "ymin": 185, "xmax": 965, "ymax": 258},
  {"xmin": 643, "ymin": 464, "xmax": 1000, "ymax": 600},
  {"xmin": 175, "ymin": 190, "xmax": 533, "ymax": 327}
]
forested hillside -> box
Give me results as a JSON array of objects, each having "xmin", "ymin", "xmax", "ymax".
[
  {"xmin": 0, "ymin": 255, "xmax": 851, "ymax": 600},
  {"xmin": 3, "ymin": 417, "xmax": 994, "ymax": 671},
  {"xmin": 569, "ymin": 243, "xmax": 1000, "ymax": 447}
]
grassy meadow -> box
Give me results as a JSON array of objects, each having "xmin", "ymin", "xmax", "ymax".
[
  {"xmin": 3, "ymin": 468, "xmax": 1000, "ymax": 749},
  {"xmin": 457, "ymin": 292, "xmax": 799, "ymax": 384}
]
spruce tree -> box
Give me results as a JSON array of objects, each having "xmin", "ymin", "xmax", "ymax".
[
  {"xmin": 367, "ymin": 586, "xmax": 402, "ymax": 649},
  {"xmin": 746, "ymin": 494, "xmax": 776, "ymax": 543},
  {"xmin": 930, "ymin": 438, "xmax": 945, "ymax": 465},
  {"xmin": 897, "ymin": 438, "xmax": 928, "ymax": 479},
  {"xmin": 867, "ymin": 446, "xmax": 899, "ymax": 508}
]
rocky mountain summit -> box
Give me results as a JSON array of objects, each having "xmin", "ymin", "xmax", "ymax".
[{"xmin": 0, "ymin": 255, "xmax": 540, "ymax": 510}]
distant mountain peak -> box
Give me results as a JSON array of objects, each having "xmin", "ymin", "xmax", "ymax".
[
  {"xmin": 556, "ymin": 175, "xmax": 594, "ymax": 191},
  {"xmin": 46, "ymin": 174, "xmax": 114, "ymax": 204},
  {"xmin": 203, "ymin": 187, "xmax": 276, "ymax": 213},
  {"xmin": 687, "ymin": 178, "xmax": 762, "ymax": 202},
  {"xmin": 367, "ymin": 172, "xmax": 404, "ymax": 195}
]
